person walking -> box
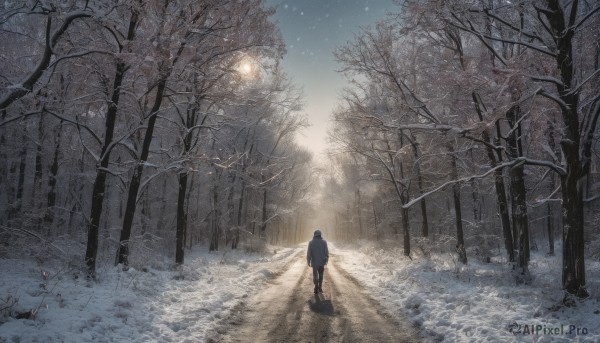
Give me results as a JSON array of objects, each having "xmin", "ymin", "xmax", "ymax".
[{"xmin": 307, "ymin": 229, "xmax": 329, "ymax": 294}]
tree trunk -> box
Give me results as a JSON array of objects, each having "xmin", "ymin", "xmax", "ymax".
[
  {"xmin": 469, "ymin": 148, "xmax": 481, "ymax": 221},
  {"xmin": 117, "ymin": 77, "xmax": 167, "ymax": 266},
  {"xmin": 175, "ymin": 102, "xmax": 204, "ymax": 260},
  {"xmin": 419, "ymin": 192, "xmax": 428, "ymax": 237},
  {"xmin": 0, "ymin": 119, "xmax": 7, "ymax": 224},
  {"xmin": 184, "ymin": 173, "xmax": 194, "ymax": 250},
  {"xmin": 225, "ymin": 173, "xmax": 237, "ymax": 248},
  {"xmin": 448, "ymin": 143, "xmax": 467, "ymax": 264},
  {"xmin": 234, "ymin": 142, "xmax": 254, "ymax": 249},
  {"xmin": 413, "ymin": 141, "xmax": 429, "ymax": 237},
  {"xmin": 396, "ymin": 138, "xmax": 410, "ymax": 254},
  {"xmin": 86, "ymin": 158, "xmax": 111, "ymax": 275},
  {"xmin": 372, "ymin": 202, "xmax": 380, "ymax": 241},
  {"xmin": 260, "ymin": 189, "xmax": 267, "ymax": 233},
  {"xmin": 473, "ymin": 93, "xmax": 514, "ymax": 262},
  {"xmin": 156, "ymin": 176, "xmax": 168, "ymax": 242},
  {"xmin": 545, "ymin": 0, "xmax": 588, "ymax": 298},
  {"xmin": 561, "ymin": 171, "xmax": 586, "ymax": 296},
  {"xmin": 471, "ymin": 180, "xmax": 479, "ymax": 221},
  {"xmin": 387, "ymin": 136, "xmax": 409, "ymax": 251},
  {"xmin": 495, "ymin": 169, "xmax": 514, "ymax": 262},
  {"xmin": 251, "ymin": 209, "xmax": 257, "ymax": 236},
  {"xmin": 0, "ymin": 110, "xmax": 6, "ymax": 223},
  {"xmin": 15, "ymin": 136, "xmax": 27, "ymax": 217},
  {"xmin": 45, "ymin": 121, "xmax": 62, "ymax": 225},
  {"xmin": 506, "ymin": 105, "xmax": 530, "ymax": 275},
  {"xmin": 67, "ymin": 152, "xmax": 85, "ymax": 235},
  {"xmin": 452, "ymin": 184, "xmax": 467, "ymax": 264},
  {"xmin": 545, "ymin": 116, "xmax": 561, "ymax": 256},
  {"xmin": 86, "ymin": 9, "xmax": 138, "ymax": 276},
  {"xmin": 401, "ymin": 204, "xmax": 410, "ymax": 256},
  {"xmin": 32, "ymin": 115, "xmax": 44, "ymax": 214},
  {"xmin": 175, "ymin": 172, "xmax": 187, "ymax": 264},
  {"xmin": 233, "ymin": 181, "xmax": 246, "ymax": 249},
  {"xmin": 355, "ymin": 188, "xmax": 363, "ymax": 238},
  {"xmin": 209, "ymin": 184, "xmax": 220, "ymax": 251},
  {"xmin": 510, "ymin": 164, "xmax": 530, "ymax": 272},
  {"xmin": 547, "ymin": 203, "xmax": 554, "ymax": 256}
]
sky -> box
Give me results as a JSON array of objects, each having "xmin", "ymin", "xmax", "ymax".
[{"xmin": 265, "ymin": 0, "xmax": 398, "ymax": 157}]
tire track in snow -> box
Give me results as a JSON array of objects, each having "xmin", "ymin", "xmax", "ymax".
[{"xmin": 211, "ymin": 252, "xmax": 424, "ymax": 342}]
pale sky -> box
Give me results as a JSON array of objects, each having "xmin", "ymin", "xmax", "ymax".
[{"xmin": 266, "ymin": 0, "xmax": 397, "ymax": 158}]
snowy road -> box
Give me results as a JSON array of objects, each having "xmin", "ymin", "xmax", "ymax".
[{"xmin": 209, "ymin": 253, "xmax": 422, "ymax": 342}]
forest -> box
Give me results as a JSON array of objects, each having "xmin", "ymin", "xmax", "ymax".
[
  {"xmin": 0, "ymin": 0, "xmax": 313, "ymax": 277},
  {"xmin": 324, "ymin": 0, "xmax": 600, "ymax": 299},
  {"xmin": 1, "ymin": 0, "xmax": 599, "ymax": 305}
]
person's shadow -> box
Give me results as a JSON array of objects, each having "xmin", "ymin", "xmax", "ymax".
[{"xmin": 308, "ymin": 293, "xmax": 335, "ymax": 316}]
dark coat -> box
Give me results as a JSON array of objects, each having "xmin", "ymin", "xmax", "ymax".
[{"xmin": 307, "ymin": 236, "xmax": 329, "ymax": 268}]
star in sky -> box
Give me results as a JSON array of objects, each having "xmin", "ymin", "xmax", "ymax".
[{"xmin": 266, "ymin": 0, "xmax": 397, "ymax": 157}]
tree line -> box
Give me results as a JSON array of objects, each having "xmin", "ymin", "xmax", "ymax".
[
  {"xmin": 0, "ymin": 0, "xmax": 312, "ymax": 277},
  {"xmin": 326, "ymin": 0, "xmax": 599, "ymax": 298}
]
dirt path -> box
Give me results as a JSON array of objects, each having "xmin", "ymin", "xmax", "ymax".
[{"xmin": 210, "ymin": 253, "xmax": 423, "ymax": 342}]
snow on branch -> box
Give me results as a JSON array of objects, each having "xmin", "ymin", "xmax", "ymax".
[
  {"xmin": 537, "ymin": 89, "xmax": 570, "ymax": 112},
  {"xmin": 573, "ymin": 5, "xmax": 600, "ymax": 31},
  {"xmin": 383, "ymin": 122, "xmax": 472, "ymax": 136},
  {"xmin": 43, "ymin": 108, "xmax": 102, "ymax": 145},
  {"xmin": 567, "ymin": 68, "xmax": 600, "ymax": 96},
  {"xmin": 0, "ymin": 11, "xmax": 92, "ymax": 110},
  {"xmin": 447, "ymin": 11, "xmax": 557, "ymax": 65},
  {"xmin": 478, "ymin": 8, "xmax": 547, "ymax": 44},
  {"xmin": 528, "ymin": 186, "xmax": 561, "ymax": 207},
  {"xmin": 584, "ymin": 193, "xmax": 600, "ymax": 203},
  {"xmin": 0, "ymin": 225, "xmax": 66, "ymax": 256},
  {"xmin": 0, "ymin": 110, "xmax": 43, "ymax": 127},
  {"xmin": 528, "ymin": 75, "xmax": 564, "ymax": 87},
  {"xmin": 48, "ymin": 50, "xmax": 114, "ymax": 69},
  {"xmin": 402, "ymin": 157, "xmax": 566, "ymax": 209}
]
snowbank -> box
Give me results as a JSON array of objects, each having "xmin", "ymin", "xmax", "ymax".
[
  {"xmin": 0, "ymin": 245, "xmax": 300, "ymax": 342},
  {"xmin": 335, "ymin": 241, "xmax": 600, "ymax": 343}
]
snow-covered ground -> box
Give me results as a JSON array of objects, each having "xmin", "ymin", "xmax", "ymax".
[
  {"xmin": 0, "ymin": 245, "xmax": 300, "ymax": 342},
  {"xmin": 3, "ymin": 239, "xmax": 599, "ymax": 343},
  {"xmin": 335, "ymin": 241, "xmax": 600, "ymax": 343}
]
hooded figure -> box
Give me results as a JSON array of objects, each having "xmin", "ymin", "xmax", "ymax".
[{"xmin": 307, "ymin": 229, "xmax": 329, "ymax": 294}]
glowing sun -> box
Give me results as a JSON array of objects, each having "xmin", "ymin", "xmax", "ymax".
[{"xmin": 240, "ymin": 62, "xmax": 252, "ymax": 75}]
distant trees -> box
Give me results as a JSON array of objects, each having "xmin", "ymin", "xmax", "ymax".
[
  {"xmin": 0, "ymin": 0, "xmax": 312, "ymax": 276},
  {"xmin": 330, "ymin": 0, "xmax": 600, "ymax": 297}
]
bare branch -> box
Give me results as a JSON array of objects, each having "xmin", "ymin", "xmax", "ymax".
[
  {"xmin": 403, "ymin": 157, "xmax": 566, "ymax": 209},
  {"xmin": 573, "ymin": 5, "xmax": 600, "ymax": 31},
  {"xmin": 0, "ymin": 11, "xmax": 92, "ymax": 109},
  {"xmin": 528, "ymin": 75, "xmax": 565, "ymax": 87},
  {"xmin": 0, "ymin": 110, "xmax": 43, "ymax": 127},
  {"xmin": 0, "ymin": 225, "xmax": 66, "ymax": 256},
  {"xmin": 538, "ymin": 89, "xmax": 570, "ymax": 113}
]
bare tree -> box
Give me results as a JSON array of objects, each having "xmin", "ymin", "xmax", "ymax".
[
  {"xmin": 436, "ymin": 0, "xmax": 600, "ymax": 297},
  {"xmin": 0, "ymin": 2, "xmax": 93, "ymax": 110},
  {"xmin": 115, "ymin": 0, "xmax": 284, "ymax": 266}
]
